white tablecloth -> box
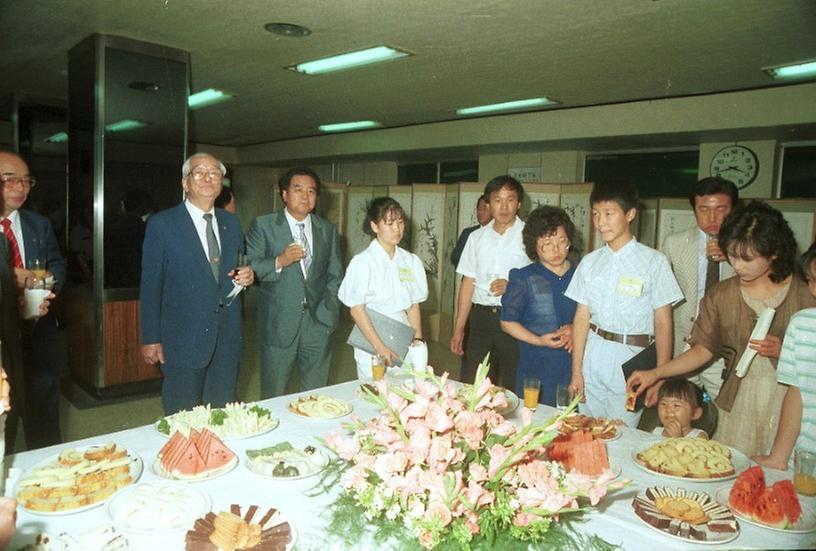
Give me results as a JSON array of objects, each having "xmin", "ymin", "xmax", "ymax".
[{"xmin": 5, "ymin": 380, "xmax": 816, "ymax": 550}]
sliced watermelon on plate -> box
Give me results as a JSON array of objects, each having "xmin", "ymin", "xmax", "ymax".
[
  {"xmin": 729, "ymin": 465, "xmax": 765, "ymax": 517},
  {"xmin": 753, "ymin": 487, "xmax": 788, "ymax": 529},
  {"xmin": 772, "ymin": 480, "xmax": 802, "ymax": 526}
]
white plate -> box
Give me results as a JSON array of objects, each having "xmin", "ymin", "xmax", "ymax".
[
  {"xmin": 154, "ymin": 412, "xmax": 279, "ymax": 440},
  {"xmin": 107, "ymin": 482, "xmax": 212, "ymax": 535},
  {"xmin": 15, "ymin": 445, "xmax": 143, "ymax": 516},
  {"xmin": 186, "ymin": 506, "xmax": 298, "ymax": 550},
  {"xmin": 715, "ymin": 485, "xmax": 816, "ymax": 533},
  {"xmin": 558, "ymin": 415, "xmax": 623, "ymax": 441},
  {"xmin": 287, "ymin": 396, "xmax": 352, "ymax": 419},
  {"xmin": 564, "ymin": 460, "xmax": 622, "ymax": 482},
  {"xmin": 632, "ymin": 488, "xmax": 739, "ymax": 545},
  {"xmin": 496, "ymin": 389, "xmax": 520, "ymax": 416},
  {"xmin": 631, "ymin": 443, "xmax": 750, "ymax": 483},
  {"xmin": 245, "ymin": 443, "xmax": 329, "ymax": 481},
  {"xmin": 151, "ymin": 455, "xmax": 237, "ymax": 482}
]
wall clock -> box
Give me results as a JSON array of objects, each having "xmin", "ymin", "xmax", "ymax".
[{"xmin": 709, "ymin": 145, "xmax": 759, "ymax": 189}]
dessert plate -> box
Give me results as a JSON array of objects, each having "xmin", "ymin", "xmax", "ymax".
[
  {"xmin": 631, "ymin": 442, "xmax": 749, "ymax": 483},
  {"xmin": 107, "ymin": 482, "xmax": 212, "ymax": 535},
  {"xmin": 714, "ymin": 486, "xmax": 816, "ymax": 533}
]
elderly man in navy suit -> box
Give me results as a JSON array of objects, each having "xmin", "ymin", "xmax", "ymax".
[
  {"xmin": 140, "ymin": 153, "xmax": 253, "ymax": 415},
  {"xmin": 0, "ymin": 150, "xmax": 63, "ymax": 450}
]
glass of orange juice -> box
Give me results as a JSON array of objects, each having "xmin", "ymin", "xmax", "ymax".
[
  {"xmin": 794, "ymin": 448, "xmax": 816, "ymax": 496},
  {"xmin": 523, "ymin": 378, "xmax": 540, "ymax": 410},
  {"xmin": 371, "ymin": 355, "xmax": 386, "ymax": 382}
]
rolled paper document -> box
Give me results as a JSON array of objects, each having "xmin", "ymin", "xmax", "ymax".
[{"xmin": 735, "ymin": 307, "xmax": 776, "ymax": 378}]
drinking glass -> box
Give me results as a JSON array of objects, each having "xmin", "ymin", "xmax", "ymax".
[
  {"xmin": 28, "ymin": 258, "xmax": 47, "ymax": 280},
  {"xmin": 706, "ymin": 233, "xmax": 722, "ymax": 262},
  {"xmin": 523, "ymin": 377, "xmax": 541, "ymax": 410},
  {"xmin": 556, "ymin": 384, "xmax": 571, "ymax": 410},
  {"xmin": 794, "ymin": 448, "xmax": 816, "ymax": 496},
  {"xmin": 372, "ymin": 355, "xmax": 387, "ymax": 381}
]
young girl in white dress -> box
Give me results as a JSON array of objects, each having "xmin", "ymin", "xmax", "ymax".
[{"xmin": 338, "ymin": 197, "xmax": 429, "ymax": 378}]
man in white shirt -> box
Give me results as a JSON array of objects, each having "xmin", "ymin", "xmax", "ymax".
[
  {"xmin": 450, "ymin": 176, "xmax": 530, "ymax": 390},
  {"xmin": 140, "ymin": 153, "xmax": 254, "ymax": 414},
  {"xmin": 246, "ymin": 168, "xmax": 343, "ymax": 398},
  {"xmin": 661, "ymin": 177, "xmax": 738, "ymax": 399}
]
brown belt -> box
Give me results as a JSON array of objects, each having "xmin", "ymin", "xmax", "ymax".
[{"xmin": 589, "ymin": 323, "xmax": 652, "ymax": 348}]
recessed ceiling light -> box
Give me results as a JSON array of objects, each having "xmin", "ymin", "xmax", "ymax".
[
  {"xmin": 318, "ymin": 120, "xmax": 382, "ymax": 133},
  {"xmin": 289, "ymin": 46, "xmax": 411, "ymax": 75},
  {"xmin": 264, "ymin": 22, "xmax": 311, "ymax": 37},
  {"xmin": 763, "ymin": 59, "xmax": 816, "ymax": 80},
  {"xmin": 188, "ymin": 89, "xmax": 235, "ymax": 109},
  {"xmin": 44, "ymin": 131, "xmax": 68, "ymax": 143},
  {"xmin": 456, "ymin": 97, "xmax": 559, "ymax": 116},
  {"xmin": 105, "ymin": 120, "xmax": 148, "ymax": 132},
  {"xmin": 128, "ymin": 81, "xmax": 160, "ymax": 92}
]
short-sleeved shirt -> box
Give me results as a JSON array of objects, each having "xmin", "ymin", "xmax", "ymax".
[
  {"xmin": 456, "ymin": 217, "xmax": 530, "ymax": 306},
  {"xmin": 565, "ymin": 238, "xmax": 683, "ymax": 335},
  {"xmin": 777, "ymin": 308, "xmax": 816, "ymax": 454},
  {"xmin": 338, "ymin": 239, "xmax": 428, "ymax": 323}
]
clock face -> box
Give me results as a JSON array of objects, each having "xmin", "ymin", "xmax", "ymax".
[{"xmin": 709, "ymin": 145, "xmax": 759, "ymax": 189}]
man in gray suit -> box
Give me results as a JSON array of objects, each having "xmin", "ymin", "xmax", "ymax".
[
  {"xmin": 661, "ymin": 177, "xmax": 738, "ymax": 398},
  {"xmin": 246, "ymin": 167, "xmax": 342, "ymax": 398}
]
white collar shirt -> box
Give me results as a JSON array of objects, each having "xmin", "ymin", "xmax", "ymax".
[
  {"xmin": 456, "ymin": 217, "xmax": 529, "ymax": 306},
  {"xmin": 283, "ymin": 209, "xmax": 313, "ymax": 277},
  {"xmin": 0, "ymin": 209, "xmax": 26, "ymax": 264},
  {"xmin": 184, "ymin": 200, "xmax": 221, "ymax": 256}
]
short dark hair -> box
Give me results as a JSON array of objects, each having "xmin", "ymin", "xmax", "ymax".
[
  {"xmin": 718, "ymin": 200, "xmax": 798, "ymax": 283},
  {"xmin": 589, "ymin": 180, "xmax": 639, "ymax": 213},
  {"xmin": 659, "ymin": 378, "xmax": 703, "ymax": 410},
  {"xmin": 214, "ymin": 187, "xmax": 234, "ymax": 209},
  {"xmin": 363, "ymin": 196, "xmax": 406, "ymax": 237},
  {"xmin": 800, "ymin": 241, "xmax": 816, "ymax": 280},
  {"xmin": 688, "ymin": 177, "xmax": 739, "ymax": 209},
  {"xmin": 522, "ymin": 206, "xmax": 576, "ymax": 260},
  {"xmin": 483, "ymin": 175, "xmax": 524, "ymax": 204},
  {"xmin": 476, "ymin": 195, "xmax": 488, "ymax": 208},
  {"xmin": 278, "ymin": 167, "xmax": 321, "ymax": 199}
]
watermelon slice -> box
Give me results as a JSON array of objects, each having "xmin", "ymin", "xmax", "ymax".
[
  {"xmin": 771, "ymin": 480, "xmax": 802, "ymax": 526},
  {"xmin": 169, "ymin": 440, "xmax": 208, "ymax": 477},
  {"xmin": 753, "ymin": 487, "xmax": 788, "ymax": 528},
  {"xmin": 203, "ymin": 436, "xmax": 236, "ymax": 470},
  {"xmin": 729, "ymin": 466, "xmax": 765, "ymax": 517}
]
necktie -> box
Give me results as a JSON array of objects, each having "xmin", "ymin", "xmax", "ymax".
[
  {"xmin": 704, "ymin": 259, "xmax": 719, "ymax": 293},
  {"xmin": 1, "ymin": 218, "xmax": 23, "ymax": 269},
  {"xmin": 203, "ymin": 213, "xmax": 220, "ymax": 282},
  {"xmin": 297, "ymin": 222, "xmax": 312, "ymax": 276}
]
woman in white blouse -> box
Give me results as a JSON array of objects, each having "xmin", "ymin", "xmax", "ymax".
[{"xmin": 338, "ymin": 197, "xmax": 429, "ymax": 378}]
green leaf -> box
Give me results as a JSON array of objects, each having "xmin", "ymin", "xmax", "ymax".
[
  {"xmin": 210, "ymin": 408, "xmax": 228, "ymax": 426},
  {"xmin": 156, "ymin": 418, "xmax": 170, "ymax": 435},
  {"xmin": 246, "ymin": 441, "xmax": 294, "ymax": 459}
]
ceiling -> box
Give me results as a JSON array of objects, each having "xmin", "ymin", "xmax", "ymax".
[{"xmin": 2, "ymin": 0, "xmax": 816, "ymax": 148}]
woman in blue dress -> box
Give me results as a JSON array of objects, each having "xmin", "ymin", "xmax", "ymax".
[{"xmin": 500, "ymin": 206, "xmax": 577, "ymax": 406}]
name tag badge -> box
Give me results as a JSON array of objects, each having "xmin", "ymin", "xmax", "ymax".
[
  {"xmin": 617, "ymin": 276, "xmax": 644, "ymax": 297},
  {"xmin": 398, "ymin": 267, "xmax": 415, "ymax": 283}
]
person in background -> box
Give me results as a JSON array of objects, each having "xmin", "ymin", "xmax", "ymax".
[
  {"xmin": 140, "ymin": 153, "xmax": 253, "ymax": 414},
  {"xmin": 566, "ymin": 180, "xmax": 682, "ymax": 427},
  {"xmin": 450, "ymin": 175, "xmax": 530, "ymax": 391},
  {"xmin": 500, "ymin": 206, "xmax": 577, "ymax": 406},
  {"xmin": 627, "ymin": 201, "xmax": 815, "ymax": 457},
  {"xmin": 246, "ymin": 167, "xmax": 342, "ymax": 398},
  {"xmin": 450, "ymin": 195, "xmax": 491, "ymax": 268},
  {"xmin": 754, "ymin": 242, "xmax": 816, "ymax": 469},
  {"xmin": 104, "ymin": 188, "xmax": 148, "ymax": 288},
  {"xmin": 654, "ymin": 378, "xmax": 708, "ymax": 439},
  {"xmin": 215, "ymin": 186, "xmax": 237, "ymax": 214},
  {"xmin": 661, "ymin": 177, "xmax": 738, "ymax": 401},
  {"xmin": 0, "ymin": 495, "xmax": 16, "ymax": 549},
  {"xmin": 0, "ymin": 150, "xmax": 65, "ymax": 450},
  {"xmin": 339, "ymin": 197, "xmax": 428, "ymax": 377}
]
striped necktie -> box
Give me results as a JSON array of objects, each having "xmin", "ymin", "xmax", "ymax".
[
  {"xmin": 297, "ymin": 222, "xmax": 312, "ymax": 276},
  {"xmin": 203, "ymin": 213, "xmax": 220, "ymax": 282},
  {"xmin": 1, "ymin": 218, "xmax": 23, "ymax": 269}
]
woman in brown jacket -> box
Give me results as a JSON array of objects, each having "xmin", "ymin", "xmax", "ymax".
[{"xmin": 627, "ymin": 201, "xmax": 816, "ymax": 457}]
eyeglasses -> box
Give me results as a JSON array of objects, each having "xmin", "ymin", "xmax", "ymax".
[
  {"xmin": 189, "ymin": 169, "xmax": 223, "ymax": 182},
  {"xmin": 538, "ymin": 238, "xmax": 570, "ymax": 251},
  {"xmin": 1, "ymin": 174, "xmax": 36, "ymax": 189}
]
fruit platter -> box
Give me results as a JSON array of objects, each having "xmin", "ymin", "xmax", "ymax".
[
  {"xmin": 633, "ymin": 438, "xmax": 747, "ymax": 481},
  {"xmin": 547, "ymin": 430, "xmax": 617, "ymax": 479},
  {"xmin": 632, "ymin": 486, "xmax": 739, "ymax": 544},
  {"xmin": 185, "ymin": 504, "xmax": 295, "ymax": 550},
  {"xmin": 558, "ymin": 414, "xmax": 622, "ymax": 440},
  {"xmin": 107, "ymin": 482, "xmax": 212, "ymax": 535},
  {"xmin": 155, "ymin": 402, "xmax": 279, "ymax": 440},
  {"xmin": 154, "ymin": 429, "xmax": 238, "ymax": 481},
  {"xmin": 245, "ymin": 441, "xmax": 329, "ymax": 480},
  {"xmin": 716, "ymin": 466, "xmax": 816, "ymax": 533},
  {"xmin": 287, "ymin": 394, "xmax": 352, "ymax": 419},
  {"xmin": 15, "ymin": 443, "xmax": 142, "ymax": 514}
]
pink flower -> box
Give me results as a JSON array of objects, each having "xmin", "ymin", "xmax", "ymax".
[
  {"xmin": 513, "ymin": 511, "xmax": 537, "ymax": 527},
  {"xmin": 342, "ymin": 465, "xmax": 369, "ymax": 492},
  {"xmin": 492, "ymin": 421, "xmax": 517, "ymax": 438},
  {"xmin": 466, "ymin": 480, "xmax": 494, "ymax": 508},
  {"xmin": 468, "ymin": 463, "xmax": 488, "ymax": 483},
  {"xmin": 521, "ymin": 407, "xmax": 533, "ymax": 426},
  {"xmin": 487, "ymin": 443, "xmax": 510, "ymax": 478},
  {"xmin": 425, "ymin": 403, "xmax": 454, "ymax": 433},
  {"xmin": 428, "ymin": 434, "xmax": 455, "ymax": 471},
  {"xmin": 325, "ymin": 430, "xmax": 360, "ymax": 461},
  {"xmin": 385, "ymin": 390, "xmax": 407, "ymax": 412},
  {"xmin": 400, "ymin": 395, "xmax": 430, "ymax": 424},
  {"xmin": 419, "ymin": 530, "xmax": 435, "ymax": 549},
  {"xmin": 465, "ymin": 511, "xmax": 480, "ymax": 534},
  {"xmin": 415, "ymin": 378, "xmax": 439, "ymax": 399},
  {"xmin": 374, "ymin": 451, "xmax": 408, "ymax": 477},
  {"xmin": 406, "ymin": 425, "xmax": 431, "ymax": 464},
  {"xmin": 424, "ymin": 500, "xmax": 453, "ymax": 527}
]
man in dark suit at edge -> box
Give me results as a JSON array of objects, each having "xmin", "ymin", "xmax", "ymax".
[{"xmin": 140, "ymin": 153, "xmax": 254, "ymax": 415}]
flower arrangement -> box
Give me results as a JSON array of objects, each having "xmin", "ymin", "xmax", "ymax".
[{"xmin": 319, "ymin": 358, "xmax": 623, "ymax": 550}]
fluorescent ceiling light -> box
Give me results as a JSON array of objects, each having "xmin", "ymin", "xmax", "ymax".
[
  {"xmin": 188, "ymin": 88, "xmax": 235, "ymax": 109},
  {"xmin": 318, "ymin": 120, "xmax": 382, "ymax": 133},
  {"xmin": 105, "ymin": 119, "xmax": 148, "ymax": 132},
  {"xmin": 456, "ymin": 97, "xmax": 559, "ymax": 116},
  {"xmin": 290, "ymin": 46, "xmax": 411, "ymax": 75},
  {"xmin": 763, "ymin": 59, "xmax": 816, "ymax": 80},
  {"xmin": 44, "ymin": 131, "xmax": 68, "ymax": 143}
]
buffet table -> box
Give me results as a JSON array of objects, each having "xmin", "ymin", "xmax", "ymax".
[{"xmin": 5, "ymin": 380, "xmax": 815, "ymax": 550}]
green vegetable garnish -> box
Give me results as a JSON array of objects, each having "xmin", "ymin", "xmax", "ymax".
[
  {"xmin": 210, "ymin": 409, "xmax": 228, "ymax": 426},
  {"xmin": 246, "ymin": 441, "xmax": 294, "ymax": 460},
  {"xmin": 157, "ymin": 418, "xmax": 170, "ymax": 435},
  {"xmin": 249, "ymin": 404, "xmax": 270, "ymax": 418}
]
